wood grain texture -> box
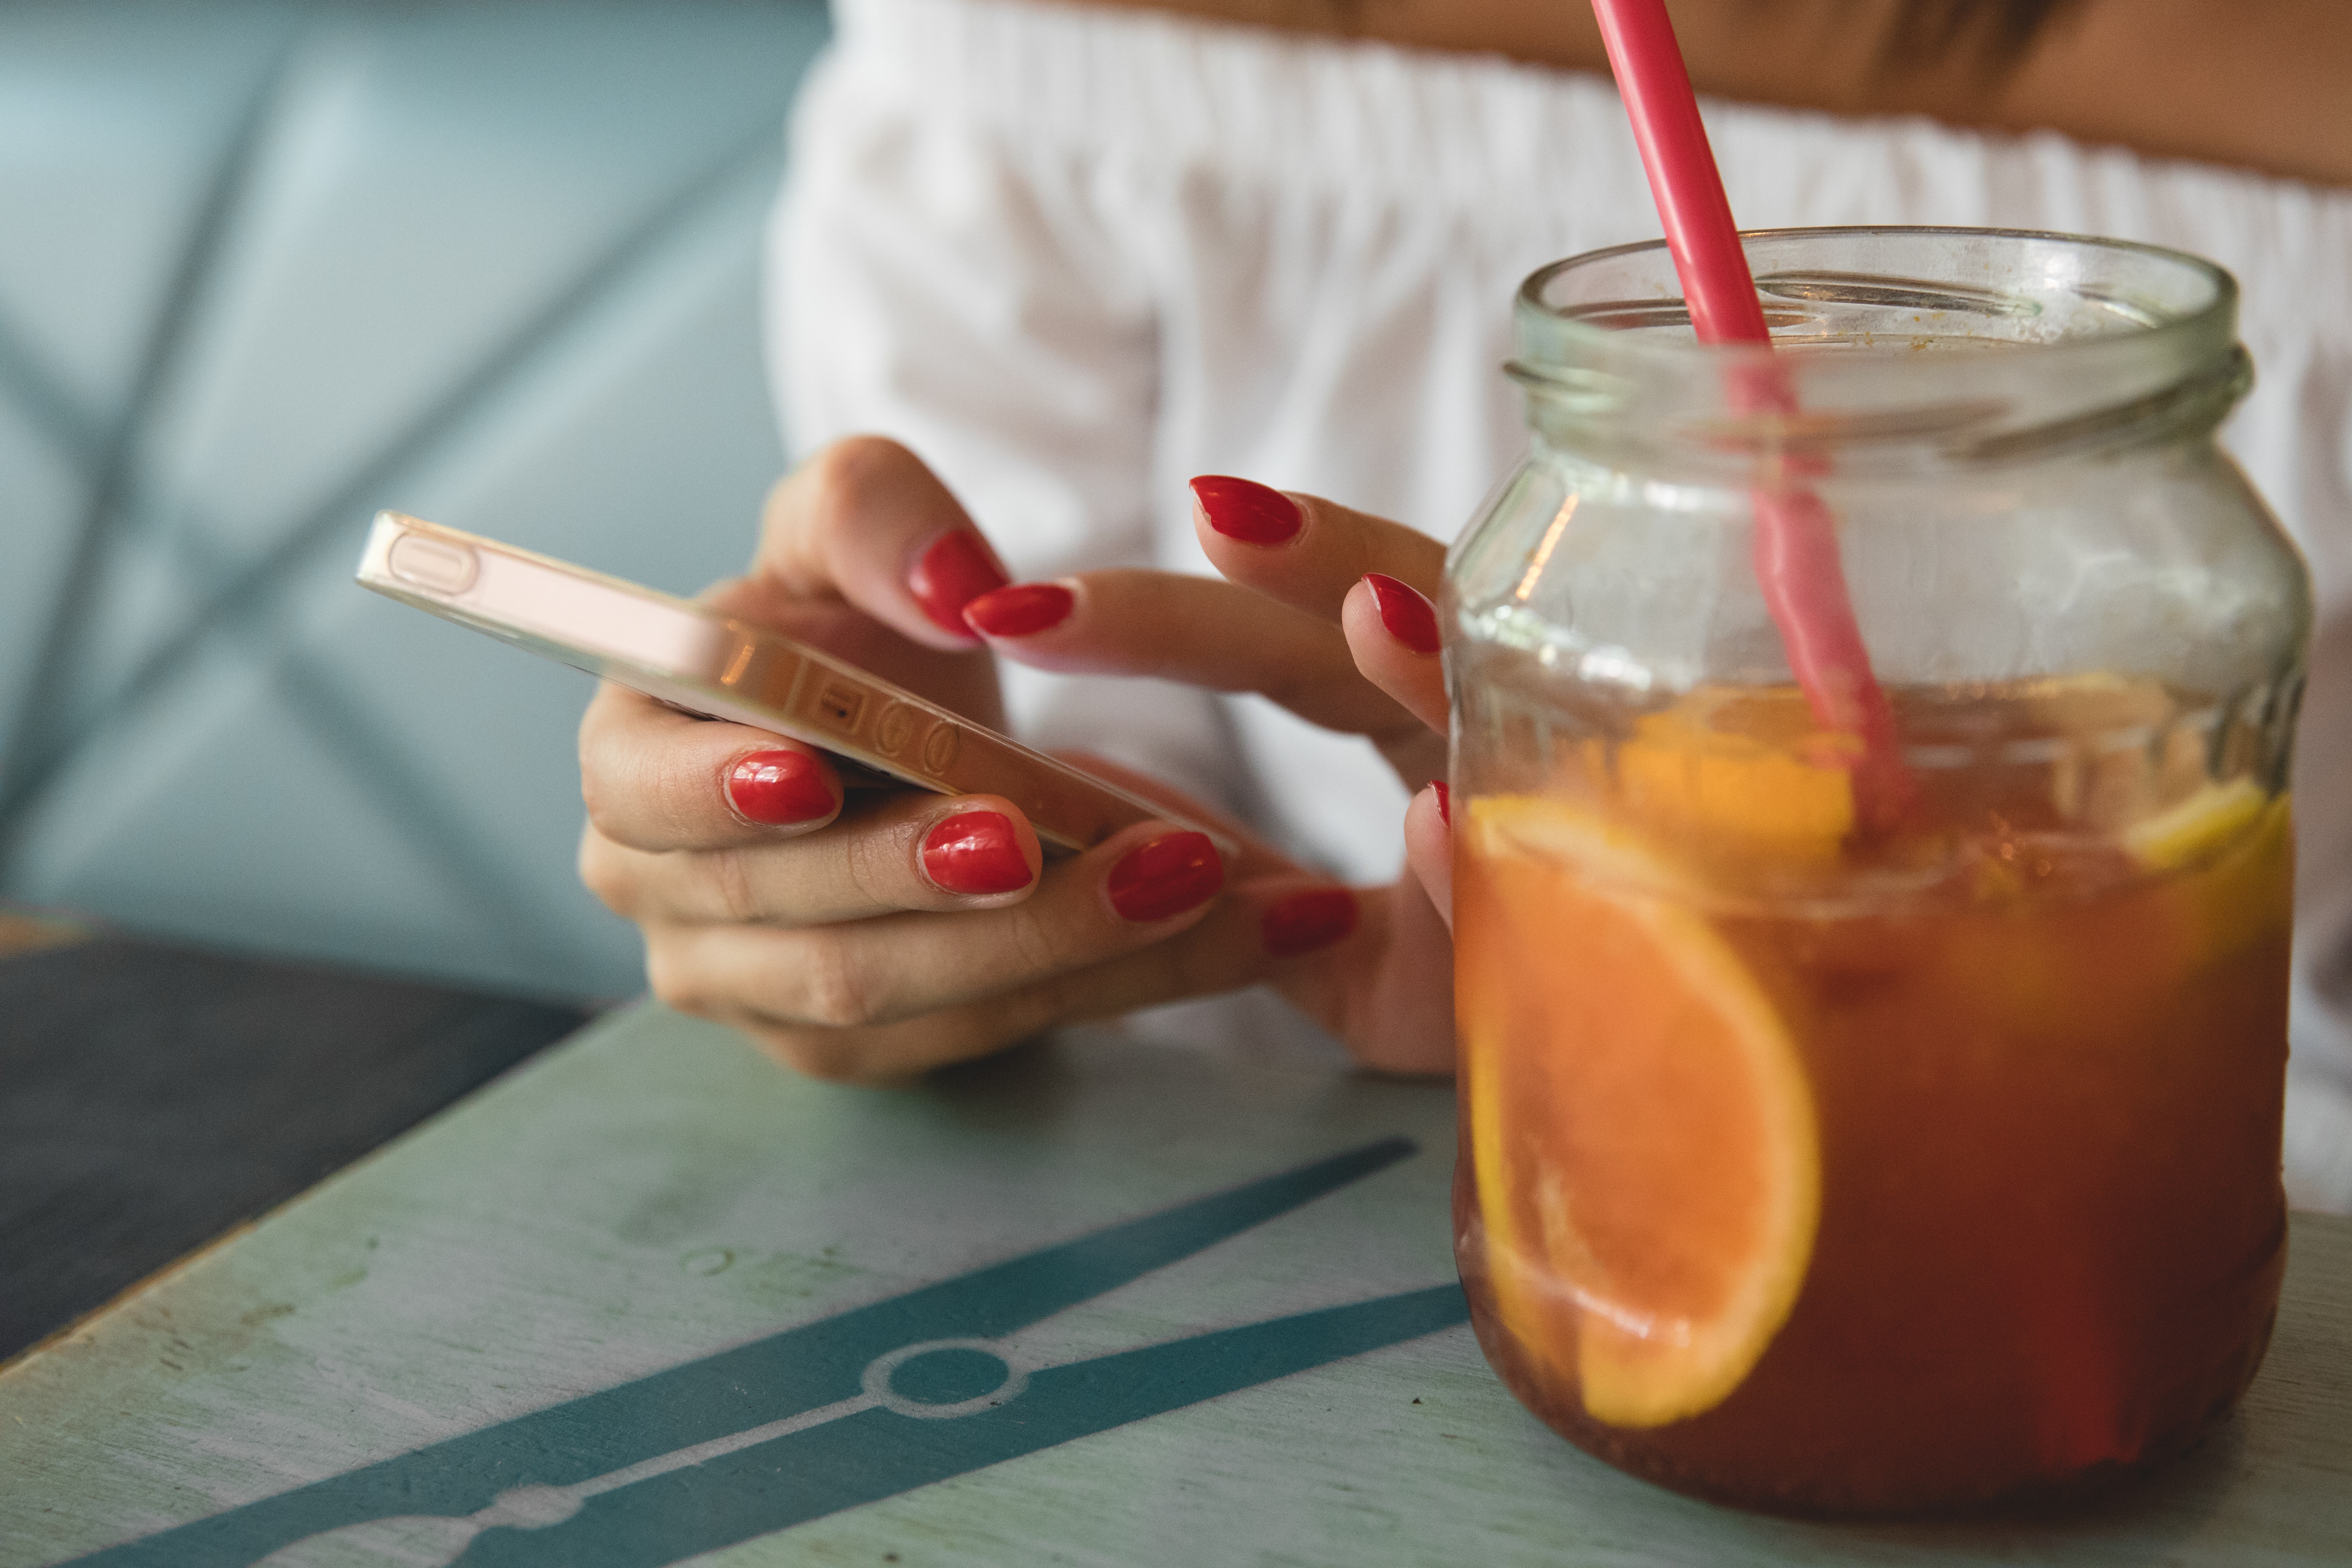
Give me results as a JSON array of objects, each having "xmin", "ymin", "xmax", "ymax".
[{"xmin": 1, "ymin": 999, "xmax": 2345, "ymax": 1567}]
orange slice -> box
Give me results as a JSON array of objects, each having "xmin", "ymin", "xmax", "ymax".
[
  {"xmin": 1597, "ymin": 689, "xmax": 1855, "ymax": 865},
  {"xmin": 1459, "ymin": 797, "xmax": 1820, "ymax": 1428}
]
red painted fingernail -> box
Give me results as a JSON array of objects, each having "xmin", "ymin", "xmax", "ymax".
[
  {"xmin": 727, "ymin": 750, "xmax": 836, "ymax": 825},
  {"xmin": 963, "ymin": 581, "xmax": 1074, "ymax": 638},
  {"xmin": 1433, "ymin": 781, "xmax": 1451, "ymax": 825},
  {"xmin": 909, "ymin": 530, "xmax": 1010, "ymax": 637},
  {"xmin": 921, "ymin": 810, "xmax": 1033, "ymax": 895},
  {"xmin": 1263, "ymin": 887, "xmax": 1357, "ymax": 958},
  {"xmin": 1364, "ymin": 573, "xmax": 1441, "ymax": 655},
  {"xmin": 1190, "ymin": 475, "xmax": 1301, "ymax": 545},
  {"xmin": 1106, "ymin": 831, "xmax": 1223, "ymax": 922}
]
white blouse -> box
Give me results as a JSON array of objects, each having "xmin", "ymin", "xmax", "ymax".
[{"xmin": 769, "ymin": 0, "xmax": 2352, "ymax": 1210}]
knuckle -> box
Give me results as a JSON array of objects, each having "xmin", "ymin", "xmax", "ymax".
[
  {"xmin": 704, "ymin": 846, "xmax": 760, "ymax": 924},
  {"xmin": 579, "ymin": 771, "xmax": 626, "ymax": 842},
  {"xmin": 576, "ymin": 686, "xmax": 616, "ymax": 767},
  {"xmin": 663, "ymin": 740, "xmax": 729, "ymax": 829},
  {"xmin": 999, "ymin": 900, "xmax": 1075, "ymax": 976},
  {"xmin": 642, "ymin": 938, "xmax": 707, "ymax": 1016},
  {"xmin": 1159, "ymin": 921, "xmax": 1241, "ymax": 1001},
  {"xmin": 790, "ymin": 940, "xmax": 887, "ymax": 1031},
  {"xmin": 576, "ymin": 831, "xmax": 637, "ymax": 916},
  {"xmin": 797, "ymin": 435, "xmax": 917, "ymax": 529},
  {"xmin": 838, "ymin": 826, "xmax": 895, "ymax": 907},
  {"xmin": 752, "ymin": 1024, "xmax": 878, "ymax": 1085},
  {"xmin": 578, "ymin": 732, "xmax": 674, "ymax": 850},
  {"xmin": 1005, "ymin": 972, "xmax": 1078, "ymax": 1038}
]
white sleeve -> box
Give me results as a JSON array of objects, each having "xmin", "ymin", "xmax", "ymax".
[{"xmin": 763, "ymin": 43, "xmax": 1246, "ymax": 816}]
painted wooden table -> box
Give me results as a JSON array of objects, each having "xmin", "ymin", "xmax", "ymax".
[
  {"xmin": 5, "ymin": 998, "xmax": 2347, "ymax": 1567},
  {"xmin": 0, "ymin": 933, "xmax": 582, "ymax": 1363}
]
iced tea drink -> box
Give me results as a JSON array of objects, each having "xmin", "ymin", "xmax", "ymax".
[
  {"xmin": 1451, "ymin": 676, "xmax": 2292, "ymax": 1514},
  {"xmin": 1446, "ymin": 230, "xmax": 2310, "ymax": 1513}
]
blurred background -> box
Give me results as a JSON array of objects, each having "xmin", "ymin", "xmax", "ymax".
[{"xmin": 0, "ymin": 0, "xmax": 833, "ymax": 1003}]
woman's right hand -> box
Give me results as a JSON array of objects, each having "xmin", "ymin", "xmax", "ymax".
[{"xmin": 574, "ymin": 438, "xmax": 1357, "ymax": 1082}]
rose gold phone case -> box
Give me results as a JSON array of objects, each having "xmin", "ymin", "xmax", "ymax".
[{"xmin": 355, "ymin": 512, "xmax": 1206, "ymax": 854}]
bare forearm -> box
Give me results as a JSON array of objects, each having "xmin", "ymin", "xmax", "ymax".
[
  {"xmin": 1077, "ymin": 0, "xmax": 2352, "ymax": 188},
  {"xmin": 1988, "ymin": 0, "xmax": 2352, "ymax": 187}
]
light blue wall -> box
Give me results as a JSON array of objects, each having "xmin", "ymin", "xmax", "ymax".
[{"xmin": 0, "ymin": 1, "xmax": 834, "ymax": 1001}]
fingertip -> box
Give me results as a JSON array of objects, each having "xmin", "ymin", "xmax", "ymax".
[
  {"xmin": 918, "ymin": 801, "xmax": 1041, "ymax": 898},
  {"xmin": 1340, "ymin": 579, "xmax": 1454, "ymax": 737},
  {"xmin": 963, "ymin": 579, "xmax": 1076, "ymax": 639},
  {"xmin": 1190, "ymin": 474, "xmax": 1303, "ymax": 547},
  {"xmin": 1261, "ymin": 884, "xmax": 1359, "ymax": 958},
  {"xmin": 1405, "ymin": 778, "xmax": 1451, "ymax": 841},
  {"xmin": 1105, "ymin": 825, "xmax": 1226, "ymax": 923},
  {"xmin": 908, "ymin": 528, "xmax": 1011, "ymax": 642},
  {"xmin": 724, "ymin": 747, "xmax": 841, "ymax": 829},
  {"xmin": 1362, "ymin": 572, "xmax": 1442, "ymax": 655},
  {"xmin": 1337, "ymin": 573, "xmax": 1380, "ymax": 641}
]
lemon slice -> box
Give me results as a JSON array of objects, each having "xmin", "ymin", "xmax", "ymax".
[
  {"xmin": 2128, "ymin": 782, "xmax": 2295, "ymax": 969},
  {"xmin": 1459, "ymin": 797, "xmax": 1821, "ymax": 1428},
  {"xmin": 2123, "ymin": 777, "xmax": 2270, "ymax": 870}
]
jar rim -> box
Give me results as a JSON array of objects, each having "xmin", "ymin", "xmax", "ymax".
[
  {"xmin": 1517, "ymin": 226, "xmax": 2236, "ymax": 366},
  {"xmin": 1510, "ymin": 227, "xmax": 2245, "ymax": 469}
]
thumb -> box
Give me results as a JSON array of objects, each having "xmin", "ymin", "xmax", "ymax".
[{"xmin": 756, "ymin": 437, "xmax": 1011, "ymax": 652}]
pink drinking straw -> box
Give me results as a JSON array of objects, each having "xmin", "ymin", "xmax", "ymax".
[{"xmin": 1591, "ymin": 0, "xmax": 1912, "ymax": 830}]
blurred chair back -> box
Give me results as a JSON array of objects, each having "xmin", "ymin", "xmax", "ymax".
[{"xmin": 0, "ymin": 0, "xmax": 831, "ymax": 1000}]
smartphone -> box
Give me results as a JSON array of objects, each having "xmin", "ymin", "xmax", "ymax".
[{"xmin": 355, "ymin": 511, "xmax": 1206, "ymax": 855}]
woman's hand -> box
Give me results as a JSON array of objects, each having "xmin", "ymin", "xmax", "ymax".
[
  {"xmin": 963, "ymin": 475, "xmax": 1458, "ymax": 1075},
  {"xmin": 575, "ymin": 439, "xmax": 1383, "ymax": 1082}
]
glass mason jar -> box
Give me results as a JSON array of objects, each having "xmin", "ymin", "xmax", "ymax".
[{"xmin": 1447, "ymin": 228, "xmax": 2310, "ymax": 1516}]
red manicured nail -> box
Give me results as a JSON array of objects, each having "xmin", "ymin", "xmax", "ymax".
[
  {"xmin": 1190, "ymin": 475, "xmax": 1301, "ymax": 545},
  {"xmin": 1263, "ymin": 887, "xmax": 1358, "ymax": 958},
  {"xmin": 1364, "ymin": 573, "xmax": 1441, "ymax": 655},
  {"xmin": 1432, "ymin": 781, "xmax": 1451, "ymax": 825},
  {"xmin": 921, "ymin": 810, "xmax": 1033, "ymax": 895},
  {"xmin": 963, "ymin": 581, "xmax": 1074, "ymax": 639},
  {"xmin": 1107, "ymin": 831, "xmax": 1223, "ymax": 922},
  {"xmin": 908, "ymin": 530, "xmax": 1010, "ymax": 637},
  {"xmin": 727, "ymin": 750, "xmax": 836, "ymax": 825}
]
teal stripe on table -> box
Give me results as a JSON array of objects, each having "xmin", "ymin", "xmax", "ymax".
[
  {"xmin": 58, "ymin": 1139, "xmax": 1452, "ymax": 1567},
  {"xmin": 7, "ymin": 1000, "xmax": 2349, "ymax": 1568}
]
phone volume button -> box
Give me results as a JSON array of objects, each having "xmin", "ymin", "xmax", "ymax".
[
  {"xmin": 874, "ymin": 701, "xmax": 917, "ymax": 758},
  {"xmin": 921, "ymin": 720, "xmax": 961, "ymax": 774}
]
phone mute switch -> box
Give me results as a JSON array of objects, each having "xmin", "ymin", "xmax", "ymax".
[
  {"xmin": 814, "ymin": 682, "xmax": 866, "ymax": 734},
  {"xmin": 387, "ymin": 534, "xmax": 479, "ymax": 595}
]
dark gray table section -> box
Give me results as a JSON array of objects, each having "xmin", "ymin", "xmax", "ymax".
[{"xmin": 0, "ymin": 939, "xmax": 585, "ymax": 1361}]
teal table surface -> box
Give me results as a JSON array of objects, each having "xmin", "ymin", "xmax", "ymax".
[{"xmin": 4, "ymin": 999, "xmax": 2347, "ymax": 1567}]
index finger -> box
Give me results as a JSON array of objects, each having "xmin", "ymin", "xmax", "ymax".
[
  {"xmin": 971, "ymin": 570, "xmax": 1420, "ymax": 747},
  {"xmin": 1188, "ymin": 476, "xmax": 1447, "ymax": 624},
  {"xmin": 1187, "ymin": 475, "xmax": 1452, "ymax": 749}
]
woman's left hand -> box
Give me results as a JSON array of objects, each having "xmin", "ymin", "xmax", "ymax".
[{"xmin": 963, "ymin": 476, "xmax": 1457, "ymax": 1075}]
